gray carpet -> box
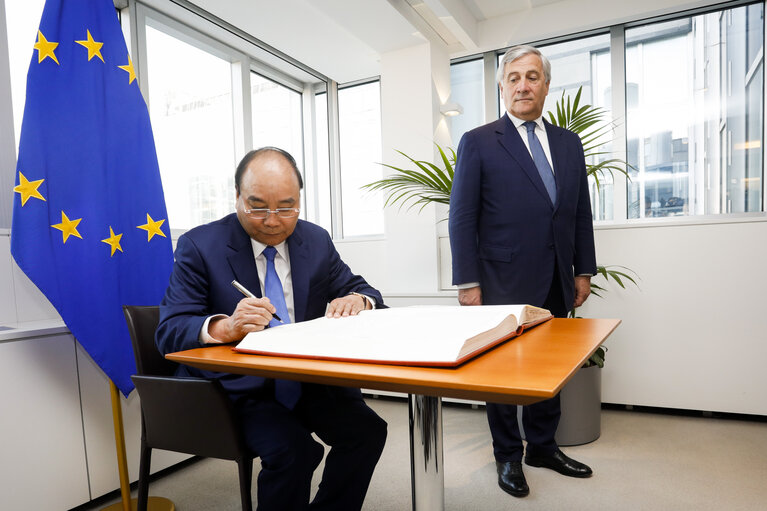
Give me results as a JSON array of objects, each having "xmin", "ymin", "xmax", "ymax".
[{"xmin": 78, "ymin": 397, "xmax": 767, "ymax": 510}]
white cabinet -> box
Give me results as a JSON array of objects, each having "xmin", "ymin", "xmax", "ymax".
[
  {"xmin": 0, "ymin": 328, "xmax": 189, "ymax": 508},
  {"xmin": 0, "ymin": 334, "xmax": 90, "ymax": 511}
]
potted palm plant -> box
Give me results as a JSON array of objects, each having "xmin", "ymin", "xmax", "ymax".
[{"xmin": 364, "ymin": 87, "xmax": 638, "ymax": 444}]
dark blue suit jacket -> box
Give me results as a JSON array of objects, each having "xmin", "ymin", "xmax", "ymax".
[
  {"xmin": 156, "ymin": 213, "xmax": 384, "ymax": 395},
  {"xmin": 449, "ymin": 115, "xmax": 596, "ymax": 309}
]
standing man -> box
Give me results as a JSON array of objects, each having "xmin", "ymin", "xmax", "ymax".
[
  {"xmin": 448, "ymin": 45, "xmax": 597, "ymax": 498},
  {"xmin": 156, "ymin": 147, "xmax": 387, "ymax": 511}
]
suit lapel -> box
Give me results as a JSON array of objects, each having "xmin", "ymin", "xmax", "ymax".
[
  {"xmin": 286, "ymin": 223, "xmax": 308, "ymax": 323},
  {"xmin": 496, "ymin": 115, "xmax": 554, "ymax": 207},
  {"xmin": 225, "ymin": 217, "xmax": 262, "ymax": 299}
]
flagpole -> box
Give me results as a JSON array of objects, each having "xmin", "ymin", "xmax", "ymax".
[{"xmin": 102, "ymin": 380, "xmax": 174, "ymax": 511}]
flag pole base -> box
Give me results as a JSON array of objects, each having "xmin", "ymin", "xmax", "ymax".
[{"xmin": 101, "ymin": 496, "xmax": 175, "ymax": 510}]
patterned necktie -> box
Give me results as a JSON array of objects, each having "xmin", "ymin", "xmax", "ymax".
[
  {"xmin": 262, "ymin": 246, "xmax": 301, "ymax": 409},
  {"xmin": 523, "ymin": 121, "xmax": 557, "ymax": 204}
]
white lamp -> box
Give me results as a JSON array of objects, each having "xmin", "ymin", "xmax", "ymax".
[{"xmin": 440, "ymin": 101, "xmax": 463, "ymax": 117}]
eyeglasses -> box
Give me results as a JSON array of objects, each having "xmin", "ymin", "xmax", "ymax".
[{"xmin": 242, "ymin": 207, "xmax": 300, "ymax": 219}]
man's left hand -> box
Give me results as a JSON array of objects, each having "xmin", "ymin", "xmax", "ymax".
[
  {"xmin": 573, "ymin": 275, "xmax": 592, "ymax": 308},
  {"xmin": 326, "ymin": 294, "xmax": 370, "ymax": 318}
]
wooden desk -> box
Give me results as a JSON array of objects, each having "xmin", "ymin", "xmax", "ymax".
[{"xmin": 167, "ymin": 318, "xmax": 620, "ymax": 510}]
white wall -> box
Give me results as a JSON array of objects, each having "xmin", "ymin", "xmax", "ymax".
[
  {"xmin": 341, "ymin": 41, "xmax": 454, "ymax": 296},
  {"xmin": 581, "ymin": 219, "xmax": 767, "ymax": 415}
]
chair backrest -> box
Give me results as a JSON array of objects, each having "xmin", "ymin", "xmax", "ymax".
[{"xmin": 123, "ymin": 305, "xmax": 177, "ymax": 376}]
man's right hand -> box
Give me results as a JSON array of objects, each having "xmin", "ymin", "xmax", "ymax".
[
  {"xmin": 208, "ymin": 297, "xmax": 277, "ymax": 343},
  {"xmin": 458, "ymin": 286, "xmax": 482, "ymax": 306}
]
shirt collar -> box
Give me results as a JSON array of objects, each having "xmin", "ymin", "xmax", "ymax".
[
  {"xmin": 251, "ymin": 238, "xmax": 288, "ymax": 261},
  {"xmin": 507, "ymin": 111, "xmax": 544, "ymax": 131}
]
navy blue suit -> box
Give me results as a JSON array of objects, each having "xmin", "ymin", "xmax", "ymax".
[
  {"xmin": 157, "ymin": 213, "xmax": 387, "ymax": 510},
  {"xmin": 449, "ymin": 115, "xmax": 596, "ymax": 461}
]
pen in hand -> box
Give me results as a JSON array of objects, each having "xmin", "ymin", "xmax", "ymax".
[{"xmin": 231, "ymin": 279, "xmax": 284, "ymax": 323}]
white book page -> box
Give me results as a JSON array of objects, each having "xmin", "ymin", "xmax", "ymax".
[{"xmin": 236, "ymin": 304, "xmax": 530, "ymax": 363}]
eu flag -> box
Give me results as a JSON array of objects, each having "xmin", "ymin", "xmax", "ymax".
[{"xmin": 11, "ymin": 0, "xmax": 173, "ymax": 396}]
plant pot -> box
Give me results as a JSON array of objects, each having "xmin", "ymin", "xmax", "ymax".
[{"xmin": 555, "ymin": 364, "xmax": 601, "ymax": 446}]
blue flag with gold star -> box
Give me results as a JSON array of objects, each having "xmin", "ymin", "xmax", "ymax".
[{"xmin": 11, "ymin": 0, "xmax": 173, "ymax": 396}]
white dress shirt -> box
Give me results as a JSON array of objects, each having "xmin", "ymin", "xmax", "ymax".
[
  {"xmin": 507, "ymin": 112, "xmax": 555, "ymax": 173},
  {"xmin": 200, "ymin": 238, "xmax": 375, "ymax": 343},
  {"xmin": 200, "ymin": 240, "xmax": 294, "ymax": 344}
]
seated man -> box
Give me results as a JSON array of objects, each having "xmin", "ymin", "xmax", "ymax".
[{"xmin": 156, "ymin": 147, "xmax": 387, "ymax": 511}]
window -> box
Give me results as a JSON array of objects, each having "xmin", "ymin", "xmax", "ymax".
[
  {"xmin": 449, "ymin": 58, "xmax": 484, "ymax": 145},
  {"xmin": 625, "ymin": 3, "xmax": 764, "ymax": 218},
  {"xmin": 540, "ymin": 35, "xmax": 613, "ymax": 221},
  {"xmin": 250, "ymin": 72, "xmax": 304, "ymax": 172},
  {"xmin": 145, "ymin": 23, "xmax": 236, "ymax": 231},
  {"xmin": 337, "ymin": 81, "xmax": 383, "ymax": 237},
  {"xmin": 5, "ymin": 0, "xmax": 46, "ymax": 148}
]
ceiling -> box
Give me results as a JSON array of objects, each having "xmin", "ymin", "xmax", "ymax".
[{"xmin": 185, "ymin": 0, "xmax": 566, "ymax": 83}]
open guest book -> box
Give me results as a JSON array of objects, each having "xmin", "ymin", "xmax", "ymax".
[{"xmin": 234, "ymin": 304, "xmax": 553, "ymax": 367}]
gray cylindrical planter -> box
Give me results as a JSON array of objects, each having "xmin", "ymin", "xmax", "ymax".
[{"xmin": 555, "ymin": 364, "xmax": 602, "ymax": 446}]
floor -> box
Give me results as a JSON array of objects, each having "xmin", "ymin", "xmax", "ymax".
[{"xmin": 75, "ymin": 397, "xmax": 767, "ymax": 510}]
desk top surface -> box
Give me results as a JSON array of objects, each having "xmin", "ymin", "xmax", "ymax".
[{"xmin": 167, "ymin": 318, "xmax": 620, "ymax": 405}]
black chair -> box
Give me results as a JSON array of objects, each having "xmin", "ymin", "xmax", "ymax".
[{"xmin": 123, "ymin": 305, "xmax": 254, "ymax": 511}]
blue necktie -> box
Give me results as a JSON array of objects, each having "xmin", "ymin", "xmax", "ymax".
[
  {"xmin": 263, "ymin": 246, "xmax": 301, "ymax": 409},
  {"xmin": 523, "ymin": 121, "xmax": 557, "ymax": 204}
]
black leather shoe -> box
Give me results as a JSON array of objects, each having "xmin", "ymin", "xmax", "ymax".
[
  {"xmin": 524, "ymin": 449, "xmax": 593, "ymax": 478},
  {"xmin": 496, "ymin": 461, "xmax": 529, "ymax": 497}
]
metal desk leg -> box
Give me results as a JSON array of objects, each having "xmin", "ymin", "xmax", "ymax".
[{"xmin": 408, "ymin": 394, "xmax": 444, "ymax": 511}]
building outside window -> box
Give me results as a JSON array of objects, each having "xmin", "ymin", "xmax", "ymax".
[
  {"xmin": 625, "ymin": 3, "xmax": 764, "ymax": 218},
  {"xmin": 145, "ymin": 22, "xmax": 236, "ymax": 231}
]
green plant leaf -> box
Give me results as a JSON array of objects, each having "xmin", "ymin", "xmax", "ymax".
[
  {"xmin": 546, "ymin": 86, "xmax": 631, "ymax": 189},
  {"xmin": 365, "ymin": 144, "xmax": 456, "ymax": 211}
]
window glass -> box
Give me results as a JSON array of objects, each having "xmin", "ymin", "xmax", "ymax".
[
  {"xmin": 250, "ymin": 72, "xmax": 304, "ymax": 172},
  {"xmin": 338, "ymin": 81, "xmax": 384, "ymax": 237},
  {"xmin": 625, "ymin": 4, "xmax": 764, "ymax": 218},
  {"xmin": 145, "ymin": 23, "xmax": 236, "ymax": 230},
  {"xmin": 497, "ymin": 34, "xmax": 613, "ymax": 220},
  {"xmin": 5, "ymin": 0, "xmax": 47, "ymax": 148},
  {"xmin": 449, "ymin": 58, "xmax": 484, "ymax": 145},
  {"xmin": 312, "ymin": 91, "xmax": 332, "ymax": 233}
]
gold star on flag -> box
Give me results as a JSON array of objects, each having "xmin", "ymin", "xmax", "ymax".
[
  {"xmin": 137, "ymin": 214, "xmax": 166, "ymax": 241},
  {"xmin": 34, "ymin": 30, "xmax": 59, "ymax": 65},
  {"xmin": 51, "ymin": 211, "xmax": 83, "ymax": 243},
  {"xmin": 101, "ymin": 226, "xmax": 123, "ymax": 256},
  {"xmin": 118, "ymin": 54, "xmax": 136, "ymax": 84},
  {"xmin": 75, "ymin": 30, "xmax": 104, "ymax": 62},
  {"xmin": 13, "ymin": 172, "xmax": 46, "ymax": 206}
]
